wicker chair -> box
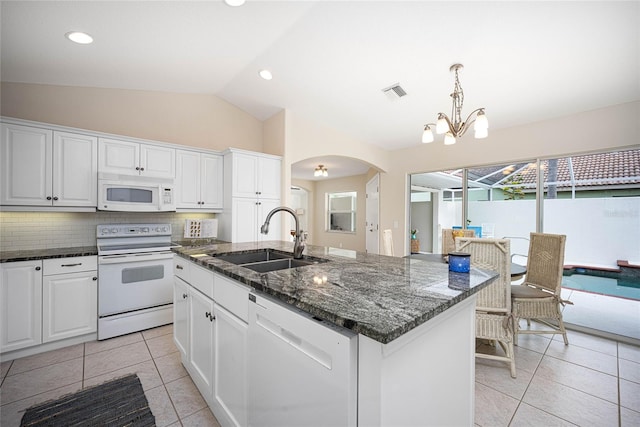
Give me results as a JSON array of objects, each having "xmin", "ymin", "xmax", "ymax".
[
  {"xmin": 442, "ymin": 228, "xmax": 475, "ymax": 257},
  {"xmin": 456, "ymin": 237, "xmax": 516, "ymax": 378},
  {"xmin": 511, "ymin": 232, "xmax": 570, "ymax": 345}
]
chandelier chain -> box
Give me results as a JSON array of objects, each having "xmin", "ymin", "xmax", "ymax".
[{"xmin": 452, "ymin": 66, "xmax": 464, "ymax": 132}]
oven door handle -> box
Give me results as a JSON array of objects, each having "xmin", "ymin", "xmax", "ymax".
[{"xmin": 98, "ymin": 252, "xmax": 174, "ymax": 265}]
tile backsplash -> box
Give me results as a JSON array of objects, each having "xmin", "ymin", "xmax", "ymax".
[{"xmin": 0, "ymin": 211, "xmax": 216, "ymax": 251}]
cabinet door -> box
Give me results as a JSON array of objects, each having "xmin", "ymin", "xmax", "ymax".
[
  {"xmin": 98, "ymin": 138, "xmax": 139, "ymax": 175},
  {"xmin": 214, "ymin": 304, "xmax": 247, "ymax": 427},
  {"xmin": 231, "ymin": 198, "xmax": 259, "ymax": 243},
  {"xmin": 1, "ymin": 124, "xmax": 53, "ymax": 206},
  {"xmin": 140, "ymin": 144, "xmax": 175, "ymax": 178},
  {"xmin": 257, "ymin": 156, "xmax": 281, "ymax": 200},
  {"xmin": 53, "ymin": 131, "xmax": 98, "ymax": 207},
  {"xmin": 42, "ymin": 271, "xmax": 97, "ymax": 343},
  {"xmin": 0, "ymin": 261, "xmax": 42, "ymax": 352},
  {"xmin": 173, "ymin": 277, "xmax": 190, "ymax": 358},
  {"xmin": 201, "ymin": 153, "xmax": 223, "ymax": 209},
  {"xmin": 175, "ymin": 150, "xmax": 201, "ymax": 208},
  {"xmin": 231, "ymin": 153, "xmax": 259, "ymax": 198},
  {"xmin": 189, "ymin": 288, "xmax": 215, "ymax": 399}
]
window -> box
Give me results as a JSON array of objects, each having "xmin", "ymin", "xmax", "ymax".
[{"xmin": 327, "ymin": 191, "xmax": 357, "ymax": 232}]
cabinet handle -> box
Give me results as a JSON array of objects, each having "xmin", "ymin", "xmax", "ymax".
[
  {"xmin": 135, "ymin": 166, "xmax": 140, "ymax": 171},
  {"xmin": 182, "ymin": 293, "xmax": 188, "ymax": 299},
  {"xmin": 176, "ymin": 265, "xmax": 184, "ymax": 270},
  {"xmin": 53, "ymin": 196, "xmax": 59, "ymax": 201},
  {"xmin": 46, "ymin": 196, "xmax": 52, "ymax": 201},
  {"xmin": 61, "ymin": 263, "xmax": 82, "ymax": 267},
  {"xmin": 35, "ymin": 266, "xmax": 41, "ymax": 271},
  {"xmin": 140, "ymin": 167, "xmax": 145, "ymax": 171},
  {"xmin": 93, "ymin": 277, "xmax": 98, "ymax": 281}
]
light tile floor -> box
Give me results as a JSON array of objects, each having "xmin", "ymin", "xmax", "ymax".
[
  {"xmin": 0, "ymin": 325, "xmax": 221, "ymax": 427},
  {"xmin": 475, "ymin": 322, "xmax": 640, "ymax": 426},
  {"xmin": 1, "ymin": 323, "xmax": 639, "ymax": 427}
]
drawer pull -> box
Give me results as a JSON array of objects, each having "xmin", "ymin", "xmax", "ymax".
[
  {"xmin": 35, "ymin": 266, "xmax": 41, "ymax": 271},
  {"xmin": 93, "ymin": 277, "xmax": 98, "ymax": 281},
  {"xmin": 61, "ymin": 263, "xmax": 82, "ymax": 267},
  {"xmin": 182, "ymin": 293, "xmax": 188, "ymax": 299},
  {"xmin": 176, "ymin": 265, "xmax": 184, "ymax": 270}
]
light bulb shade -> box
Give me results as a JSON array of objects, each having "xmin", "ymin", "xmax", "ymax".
[
  {"xmin": 314, "ymin": 169, "xmax": 321, "ymax": 177},
  {"xmin": 322, "ymin": 170, "xmax": 328, "ymax": 177},
  {"xmin": 474, "ymin": 111, "xmax": 488, "ymax": 130},
  {"xmin": 422, "ymin": 126, "xmax": 434, "ymax": 143},
  {"xmin": 444, "ymin": 132, "xmax": 456, "ymax": 145},
  {"xmin": 474, "ymin": 127, "xmax": 488, "ymax": 139},
  {"xmin": 436, "ymin": 116, "xmax": 449, "ymax": 135}
]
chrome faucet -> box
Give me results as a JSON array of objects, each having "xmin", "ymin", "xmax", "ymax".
[{"xmin": 260, "ymin": 206, "xmax": 305, "ymax": 259}]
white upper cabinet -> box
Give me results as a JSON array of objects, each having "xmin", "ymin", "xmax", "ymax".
[
  {"xmin": 219, "ymin": 150, "xmax": 282, "ymax": 243},
  {"xmin": 99, "ymin": 137, "xmax": 175, "ymax": 178},
  {"xmin": 1, "ymin": 123, "xmax": 97, "ymax": 207},
  {"xmin": 176, "ymin": 150, "xmax": 223, "ymax": 210},
  {"xmin": 231, "ymin": 152, "xmax": 281, "ymax": 200}
]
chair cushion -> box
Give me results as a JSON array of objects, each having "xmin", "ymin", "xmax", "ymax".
[{"xmin": 511, "ymin": 284, "xmax": 552, "ymax": 299}]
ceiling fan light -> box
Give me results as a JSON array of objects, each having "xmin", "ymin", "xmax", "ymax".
[
  {"xmin": 474, "ymin": 111, "xmax": 489, "ymax": 130},
  {"xmin": 444, "ymin": 132, "xmax": 456, "ymax": 145},
  {"xmin": 422, "ymin": 125, "xmax": 434, "ymax": 143},
  {"xmin": 436, "ymin": 116, "xmax": 449, "ymax": 135}
]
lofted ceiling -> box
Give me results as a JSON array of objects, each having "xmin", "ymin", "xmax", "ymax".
[{"xmin": 1, "ymin": 1, "xmax": 639, "ymax": 181}]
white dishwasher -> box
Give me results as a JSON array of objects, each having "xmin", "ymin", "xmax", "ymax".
[{"xmin": 247, "ymin": 292, "xmax": 357, "ymax": 427}]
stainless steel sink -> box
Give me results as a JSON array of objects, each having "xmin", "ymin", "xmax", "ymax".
[
  {"xmin": 214, "ymin": 249, "xmax": 291, "ymax": 265},
  {"xmin": 240, "ymin": 258, "xmax": 317, "ymax": 273},
  {"xmin": 213, "ymin": 249, "xmax": 328, "ymax": 272}
]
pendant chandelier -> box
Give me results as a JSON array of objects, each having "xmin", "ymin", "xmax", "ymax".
[{"xmin": 422, "ymin": 64, "xmax": 488, "ymax": 145}]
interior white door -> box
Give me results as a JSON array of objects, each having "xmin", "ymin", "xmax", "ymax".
[{"xmin": 366, "ymin": 174, "xmax": 380, "ymax": 254}]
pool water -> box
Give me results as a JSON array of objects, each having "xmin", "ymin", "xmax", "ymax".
[{"xmin": 562, "ymin": 273, "xmax": 640, "ymax": 301}]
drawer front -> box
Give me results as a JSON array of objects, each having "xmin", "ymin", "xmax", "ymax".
[
  {"xmin": 191, "ymin": 263, "xmax": 214, "ymax": 299},
  {"xmin": 214, "ymin": 273, "xmax": 249, "ymax": 322},
  {"xmin": 173, "ymin": 256, "xmax": 191, "ymax": 282},
  {"xmin": 43, "ymin": 256, "xmax": 97, "ymax": 275}
]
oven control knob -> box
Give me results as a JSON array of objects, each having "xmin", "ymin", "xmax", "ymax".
[
  {"xmin": 142, "ymin": 227, "xmax": 149, "ymax": 233},
  {"xmin": 111, "ymin": 228, "xmax": 118, "ymax": 233}
]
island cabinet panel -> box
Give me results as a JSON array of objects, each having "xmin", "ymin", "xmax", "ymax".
[
  {"xmin": 173, "ymin": 277, "xmax": 190, "ymax": 358},
  {"xmin": 213, "ymin": 303, "xmax": 247, "ymax": 427},
  {"xmin": 358, "ymin": 296, "xmax": 477, "ymax": 427},
  {"xmin": 188, "ymin": 287, "xmax": 215, "ymax": 398},
  {"xmin": 174, "ymin": 259, "xmax": 249, "ymax": 427},
  {"xmin": 247, "ymin": 293, "xmax": 357, "ymax": 427}
]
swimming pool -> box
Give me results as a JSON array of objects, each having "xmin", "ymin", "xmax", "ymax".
[{"xmin": 562, "ymin": 269, "xmax": 640, "ymax": 301}]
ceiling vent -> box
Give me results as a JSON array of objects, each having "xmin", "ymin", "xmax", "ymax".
[{"xmin": 382, "ymin": 83, "xmax": 407, "ymax": 100}]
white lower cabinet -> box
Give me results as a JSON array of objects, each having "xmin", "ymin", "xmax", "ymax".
[
  {"xmin": 188, "ymin": 287, "xmax": 215, "ymax": 398},
  {"xmin": 0, "ymin": 261, "xmax": 43, "ymax": 353},
  {"xmin": 174, "ymin": 260, "xmax": 248, "ymax": 427},
  {"xmin": 1, "ymin": 256, "xmax": 97, "ymax": 355},
  {"xmin": 42, "ymin": 257, "xmax": 97, "ymax": 343},
  {"xmin": 213, "ymin": 303, "xmax": 247, "ymax": 427}
]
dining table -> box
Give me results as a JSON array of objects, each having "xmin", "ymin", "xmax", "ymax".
[{"xmin": 407, "ymin": 253, "xmax": 527, "ymax": 280}]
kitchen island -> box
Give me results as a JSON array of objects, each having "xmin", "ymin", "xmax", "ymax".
[{"xmin": 173, "ymin": 241, "xmax": 498, "ymax": 427}]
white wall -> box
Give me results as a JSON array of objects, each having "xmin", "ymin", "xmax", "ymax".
[{"xmin": 441, "ymin": 197, "xmax": 640, "ymax": 268}]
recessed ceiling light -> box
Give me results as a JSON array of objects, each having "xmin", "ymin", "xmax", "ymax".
[
  {"xmin": 224, "ymin": 0, "xmax": 246, "ymax": 6},
  {"xmin": 65, "ymin": 31, "xmax": 93, "ymax": 44},
  {"xmin": 259, "ymin": 69, "xmax": 273, "ymax": 81}
]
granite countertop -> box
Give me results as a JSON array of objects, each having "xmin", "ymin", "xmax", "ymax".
[
  {"xmin": 0, "ymin": 246, "xmax": 99, "ymax": 262},
  {"xmin": 174, "ymin": 241, "xmax": 498, "ymax": 344}
]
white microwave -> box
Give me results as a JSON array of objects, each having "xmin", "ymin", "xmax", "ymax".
[{"xmin": 98, "ymin": 173, "xmax": 176, "ymax": 212}]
